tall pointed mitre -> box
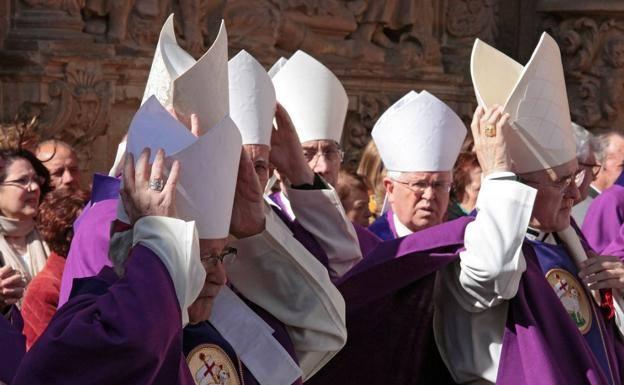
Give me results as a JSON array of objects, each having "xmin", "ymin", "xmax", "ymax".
[
  {"xmin": 372, "ymin": 90, "xmax": 466, "ymax": 173},
  {"xmin": 268, "ymin": 57, "xmax": 288, "ymax": 78},
  {"xmin": 124, "ymin": 96, "xmax": 242, "ymax": 239},
  {"xmin": 142, "ymin": 13, "xmax": 230, "ymax": 132},
  {"xmin": 471, "ymin": 32, "xmax": 576, "ymax": 173},
  {"xmin": 228, "ymin": 50, "xmax": 276, "ymax": 146},
  {"xmin": 271, "ymin": 50, "xmax": 348, "ymax": 144}
]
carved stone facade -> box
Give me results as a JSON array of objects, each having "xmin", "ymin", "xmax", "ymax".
[{"xmin": 0, "ymin": 0, "xmax": 620, "ymax": 179}]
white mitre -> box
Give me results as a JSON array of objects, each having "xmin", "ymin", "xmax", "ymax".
[
  {"xmin": 471, "ymin": 32, "xmax": 576, "ymax": 173},
  {"xmin": 272, "ymin": 50, "xmax": 348, "ymax": 144},
  {"xmin": 268, "ymin": 57, "xmax": 287, "ymax": 79},
  {"xmin": 142, "ymin": 13, "xmax": 230, "ymax": 132},
  {"xmin": 124, "ymin": 97, "xmax": 242, "ymax": 239},
  {"xmin": 228, "ymin": 50, "xmax": 276, "ymax": 146},
  {"xmin": 372, "ymin": 90, "xmax": 466, "ymax": 173}
]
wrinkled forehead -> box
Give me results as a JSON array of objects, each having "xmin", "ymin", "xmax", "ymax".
[
  {"xmin": 199, "ymin": 237, "xmax": 229, "ymax": 256},
  {"xmin": 301, "ymin": 139, "xmax": 340, "ymax": 151},
  {"xmin": 392, "ymin": 170, "xmax": 452, "ymax": 182},
  {"xmin": 37, "ymin": 142, "xmax": 77, "ymax": 163}
]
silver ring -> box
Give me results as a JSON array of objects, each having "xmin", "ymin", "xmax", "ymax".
[{"xmin": 149, "ymin": 178, "xmax": 165, "ymax": 192}]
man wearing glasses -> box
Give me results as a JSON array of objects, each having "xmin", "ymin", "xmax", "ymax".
[
  {"xmin": 571, "ymin": 123, "xmax": 602, "ymax": 226},
  {"xmin": 367, "ymin": 90, "xmax": 465, "ymax": 240}
]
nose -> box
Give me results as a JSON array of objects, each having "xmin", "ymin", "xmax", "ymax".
[
  {"xmin": 208, "ymin": 262, "xmax": 227, "ymax": 286},
  {"xmin": 421, "ymin": 185, "xmax": 435, "ymax": 200},
  {"xmin": 62, "ymin": 169, "xmax": 75, "ymax": 186},
  {"xmin": 28, "ymin": 179, "xmax": 40, "ymax": 193},
  {"xmin": 565, "ymin": 180, "xmax": 581, "ymax": 202},
  {"xmin": 312, "ymin": 154, "xmax": 330, "ymax": 176}
]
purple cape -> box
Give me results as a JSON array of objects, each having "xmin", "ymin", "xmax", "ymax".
[
  {"xmin": 0, "ymin": 306, "xmax": 26, "ymax": 384},
  {"xmin": 13, "ymin": 245, "xmax": 193, "ymax": 385},
  {"xmin": 59, "ymin": 174, "xmax": 120, "ymax": 307},
  {"xmin": 352, "ymin": 222, "xmax": 381, "ymax": 257},
  {"xmin": 307, "ymin": 217, "xmax": 473, "ymax": 385},
  {"xmin": 497, "ymin": 236, "xmax": 624, "ymax": 385},
  {"xmin": 582, "ymin": 171, "xmax": 624, "ymax": 254}
]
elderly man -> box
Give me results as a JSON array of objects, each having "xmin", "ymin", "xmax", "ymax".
[
  {"xmin": 269, "ymin": 50, "xmax": 368, "ymax": 275},
  {"xmin": 35, "ymin": 140, "xmax": 81, "ymax": 190},
  {"xmin": 367, "ymin": 91, "xmax": 466, "ymax": 240},
  {"xmin": 571, "ymin": 123, "xmax": 601, "ymax": 225},
  {"xmin": 593, "ymin": 130, "xmax": 624, "ymax": 193}
]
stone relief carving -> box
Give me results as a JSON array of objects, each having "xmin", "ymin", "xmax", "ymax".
[
  {"xmin": 446, "ymin": 0, "xmax": 498, "ymax": 42},
  {"xmin": 546, "ymin": 16, "xmax": 624, "ymax": 129},
  {"xmin": 20, "ymin": 0, "xmax": 84, "ymax": 15}
]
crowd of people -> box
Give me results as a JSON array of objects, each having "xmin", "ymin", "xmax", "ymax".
[{"xmin": 2, "ymin": 14, "xmax": 624, "ymax": 385}]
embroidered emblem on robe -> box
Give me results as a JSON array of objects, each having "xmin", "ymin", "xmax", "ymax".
[
  {"xmin": 546, "ymin": 268, "xmax": 592, "ymax": 334},
  {"xmin": 187, "ymin": 344, "xmax": 242, "ymax": 385}
]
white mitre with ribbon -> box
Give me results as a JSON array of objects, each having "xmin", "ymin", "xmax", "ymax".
[
  {"xmin": 229, "ymin": 50, "xmax": 276, "ymax": 146},
  {"xmin": 268, "ymin": 57, "xmax": 288, "ymax": 78},
  {"xmin": 272, "ymin": 50, "xmax": 348, "ymax": 144},
  {"xmin": 372, "ymin": 90, "xmax": 466, "ymax": 173},
  {"xmin": 124, "ymin": 96, "xmax": 242, "ymax": 239},
  {"xmin": 142, "ymin": 13, "xmax": 230, "ymax": 132},
  {"xmin": 471, "ymin": 32, "xmax": 576, "ymax": 173}
]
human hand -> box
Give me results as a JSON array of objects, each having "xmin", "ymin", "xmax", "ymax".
[
  {"xmin": 270, "ymin": 103, "xmax": 315, "ymax": 186},
  {"xmin": 0, "ymin": 265, "xmax": 26, "ymax": 308},
  {"xmin": 579, "ymin": 254, "xmax": 624, "ymax": 290},
  {"xmin": 120, "ymin": 148, "xmax": 180, "ymax": 225},
  {"xmin": 470, "ymin": 105, "xmax": 513, "ymax": 176},
  {"xmin": 230, "ymin": 150, "xmax": 266, "ymax": 238}
]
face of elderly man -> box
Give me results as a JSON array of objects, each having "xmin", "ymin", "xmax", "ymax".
[
  {"xmin": 575, "ymin": 150, "xmax": 599, "ymax": 204},
  {"xmin": 36, "ymin": 141, "xmax": 81, "ymax": 190},
  {"xmin": 521, "ymin": 159, "xmax": 581, "ymax": 233},
  {"xmin": 243, "ymin": 144, "xmax": 271, "ymax": 189},
  {"xmin": 594, "ymin": 133, "xmax": 624, "ymax": 192},
  {"xmin": 301, "ymin": 139, "xmax": 343, "ymax": 187},
  {"xmin": 384, "ymin": 171, "xmax": 452, "ymax": 232},
  {"xmin": 188, "ymin": 238, "xmax": 229, "ymax": 324}
]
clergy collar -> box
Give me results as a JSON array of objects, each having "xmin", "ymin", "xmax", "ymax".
[
  {"xmin": 525, "ymin": 226, "xmax": 551, "ymax": 242},
  {"xmin": 392, "ymin": 213, "xmax": 414, "ymax": 238}
]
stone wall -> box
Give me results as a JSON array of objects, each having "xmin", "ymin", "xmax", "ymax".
[{"xmin": 0, "ymin": 0, "xmax": 620, "ymax": 180}]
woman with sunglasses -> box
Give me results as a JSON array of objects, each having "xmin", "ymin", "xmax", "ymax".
[{"xmin": 0, "ymin": 148, "xmax": 51, "ymax": 313}]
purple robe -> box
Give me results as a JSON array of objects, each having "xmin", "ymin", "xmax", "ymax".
[
  {"xmin": 58, "ymin": 174, "xmax": 121, "ymax": 307},
  {"xmin": 368, "ymin": 209, "xmax": 397, "ymax": 240},
  {"xmin": 307, "ymin": 217, "xmax": 473, "ymax": 385},
  {"xmin": 0, "ymin": 306, "xmax": 26, "ymax": 384},
  {"xmin": 352, "ymin": 222, "xmax": 381, "ymax": 257},
  {"xmin": 13, "ymin": 245, "xmax": 194, "ymax": 385},
  {"xmin": 582, "ymin": 171, "xmax": 624, "ymax": 254}
]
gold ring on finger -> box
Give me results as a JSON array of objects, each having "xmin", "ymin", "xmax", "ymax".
[{"xmin": 484, "ymin": 124, "xmax": 497, "ymax": 138}]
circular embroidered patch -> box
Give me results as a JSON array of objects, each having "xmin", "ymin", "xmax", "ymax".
[
  {"xmin": 186, "ymin": 344, "xmax": 241, "ymax": 385},
  {"xmin": 545, "ymin": 268, "xmax": 592, "ymax": 335}
]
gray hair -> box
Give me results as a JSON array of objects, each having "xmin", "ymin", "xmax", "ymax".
[{"xmin": 594, "ymin": 129, "xmax": 624, "ymax": 164}]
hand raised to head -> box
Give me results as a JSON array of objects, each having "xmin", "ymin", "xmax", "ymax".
[
  {"xmin": 270, "ymin": 103, "xmax": 315, "ymax": 186},
  {"xmin": 470, "ymin": 104, "xmax": 513, "ymax": 176},
  {"xmin": 230, "ymin": 149, "xmax": 266, "ymax": 238},
  {"xmin": 120, "ymin": 148, "xmax": 180, "ymax": 225}
]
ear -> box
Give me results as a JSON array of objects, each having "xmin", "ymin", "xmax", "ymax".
[{"xmin": 383, "ymin": 177, "xmax": 395, "ymax": 203}]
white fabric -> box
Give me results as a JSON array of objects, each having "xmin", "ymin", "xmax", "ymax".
[
  {"xmin": 471, "ymin": 33, "xmax": 576, "ymax": 173},
  {"xmin": 229, "ymin": 50, "xmax": 276, "ymax": 146},
  {"xmin": 372, "ymin": 90, "xmax": 466, "ymax": 172},
  {"xmin": 571, "ymin": 195, "xmax": 594, "ymax": 226},
  {"xmin": 142, "ymin": 14, "xmax": 230, "ymax": 132},
  {"xmin": 123, "ymin": 97, "xmax": 242, "ymax": 239},
  {"xmin": 393, "ymin": 214, "xmax": 413, "ymax": 237},
  {"xmin": 282, "ymin": 184, "xmax": 363, "ymax": 280},
  {"xmin": 572, "ymin": 122, "xmax": 594, "ymax": 163},
  {"xmin": 272, "ymin": 50, "xmax": 348, "ymax": 143},
  {"xmin": 210, "ymin": 286, "xmax": 302, "ymax": 385},
  {"xmin": 225, "ymin": 207, "xmax": 347, "ymax": 379},
  {"xmin": 132, "ymin": 216, "xmax": 204, "ymax": 327},
  {"xmin": 108, "ymin": 140, "xmax": 127, "ymax": 177},
  {"xmin": 434, "ymin": 177, "xmax": 537, "ymax": 384}
]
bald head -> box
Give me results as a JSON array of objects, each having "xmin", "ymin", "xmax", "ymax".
[{"xmin": 36, "ymin": 140, "xmax": 81, "ymax": 190}]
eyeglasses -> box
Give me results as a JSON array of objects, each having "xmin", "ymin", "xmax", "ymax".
[
  {"xmin": 392, "ymin": 179, "xmax": 452, "ymax": 194},
  {"xmin": 200, "ymin": 246, "xmax": 237, "ymax": 268},
  {"xmin": 522, "ymin": 169, "xmax": 584, "ymax": 193},
  {"xmin": 1, "ymin": 175, "xmax": 45, "ymax": 190},
  {"xmin": 302, "ymin": 148, "xmax": 344, "ymax": 163},
  {"xmin": 578, "ymin": 162, "xmax": 601, "ymax": 179}
]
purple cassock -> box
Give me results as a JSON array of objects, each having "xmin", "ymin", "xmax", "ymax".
[
  {"xmin": 12, "ymin": 245, "xmax": 195, "ymax": 385},
  {"xmin": 368, "ymin": 209, "xmax": 398, "ymax": 240},
  {"xmin": 0, "ymin": 306, "xmax": 26, "ymax": 384},
  {"xmin": 309, "ymin": 215, "xmax": 624, "ymax": 385},
  {"xmin": 582, "ymin": 171, "xmax": 624, "ymax": 254},
  {"xmin": 58, "ymin": 173, "xmax": 120, "ymax": 307}
]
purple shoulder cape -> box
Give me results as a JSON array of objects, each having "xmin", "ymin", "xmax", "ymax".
[
  {"xmin": 352, "ymin": 222, "xmax": 381, "ymax": 257},
  {"xmin": 59, "ymin": 174, "xmax": 120, "ymax": 307},
  {"xmin": 497, "ymin": 237, "xmax": 624, "ymax": 385},
  {"xmin": 582, "ymin": 171, "xmax": 624, "ymax": 253},
  {"xmin": 307, "ymin": 217, "xmax": 473, "ymax": 385},
  {"xmin": 0, "ymin": 306, "xmax": 26, "ymax": 384},
  {"xmin": 13, "ymin": 245, "xmax": 193, "ymax": 385}
]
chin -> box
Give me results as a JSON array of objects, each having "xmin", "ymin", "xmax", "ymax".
[{"xmin": 188, "ymin": 299, "xmax": 213, "ymax": 324}]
